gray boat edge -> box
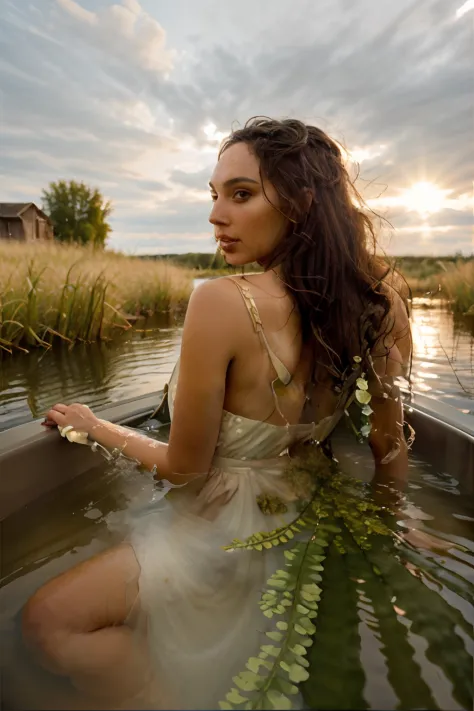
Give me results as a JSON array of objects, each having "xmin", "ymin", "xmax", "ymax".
[{"xmin": 0, "ymin": 390, "xmax": 472, "ymax": 521}]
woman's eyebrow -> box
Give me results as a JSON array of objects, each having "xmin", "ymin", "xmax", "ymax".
[{"xmin": 208, "ymin": 177, "xmax": 260, "ymax": 190}]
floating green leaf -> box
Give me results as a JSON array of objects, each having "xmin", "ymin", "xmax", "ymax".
[
  {"xmin": 288, "ymin": 664, "xmax": 310, "ymax": 683},
  {"xmin": 246, "ymin": 657, "xmax": 262, "ymax": 674},
  {"xmin": 261, "ymin": 645, "xmax": 281, "ymax": 657},
  {"xmin": 290, "ymin": 644, "xmax": 307, "ymax": 656},
  {"xmin": 266, "ymin": 689, "xmax": 292, "ymax": 709},
  {"xmin": 233, "ymin": 671, "xmax": 261, "ymax": 692},
  {"xmin": 296, "ymin": 604, "xmax": 310, "ymax": 615},
  {"xmin": 226, "ymin": 688, "xmax": 248, "ymax": 704},
  {"xmin": 277, "ymin": 678, "xmax": 299, "ymax": 695},
  {"xmin": 355, "ymin": 389, "xmax": 372, "ymax": 405}
]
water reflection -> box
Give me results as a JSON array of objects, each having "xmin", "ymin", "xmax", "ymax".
[
  {"xmin": 0, "ymin": 300, "xmax": 473, "ymax": 430},
  {"xmin": 410, "ymin": 299, "xmax": 473, "ymax": 414},
  {"xmin": 0, "ymin": 315, "xmax": 182, "ymax": 430}
]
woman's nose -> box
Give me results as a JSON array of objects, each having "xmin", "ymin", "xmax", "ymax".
[{"xmin": 209, "ymin": 199, "xmax": 230, "ymax": 226}]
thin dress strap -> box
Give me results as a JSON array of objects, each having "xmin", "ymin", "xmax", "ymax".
[
  {"xmin": 230, "ymin": 279, "xmax": 292, "ymax": 386},
  {"xmin": 229, "ymin": 278, "xmax": 293, "ymax": 426}
]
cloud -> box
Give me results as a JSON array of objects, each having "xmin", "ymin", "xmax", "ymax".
[
  {"xmin": 0, "ymin": 0, "xmax": 472, "ymax": 255},
  {"xmin": 55, "ymin": 0, "xmax": 175, "ymax": 74},
  {"xmin": 456, "ymin": 0, "xmax": 474, "ymax": 18},
  {"xmin": 169, "ymin": 168, "xmax": 213, "ymax": 190}
]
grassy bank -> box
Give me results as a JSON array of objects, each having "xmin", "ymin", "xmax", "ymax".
[
  {"xmin": 398, "ymin": 258, "xmax": 474, "ymax": 313},
  {"xmin": 190, "ymin": 257, "xmax": 474, "ymax": 314},
  {"xmin": 2, "ymin": 242, "xmax": 471, "ymax": 355},
  {"xmin": 439, "ymin": 260, "xmax": 474, "ymax": 314},
  {"xmin": 0, "ymin": 241, "xmax": 192, "ymax": 354}
]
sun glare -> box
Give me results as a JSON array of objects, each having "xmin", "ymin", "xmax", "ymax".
[
  {"xmin": 203, "ymin": 122, "xmax": 226, "ymax": 143},
  {"xmin": 456, "ymin": 0, "xmax": 474, "ymax": 18},
  {"xmin": 398, "ymin": 182, "xmax": 451, "ymax": 217},
  {"xmin": 337, "ymin": 142, "xmax": 387, "ymax": 166}
]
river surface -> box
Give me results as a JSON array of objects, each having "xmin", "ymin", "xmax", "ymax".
[
  {"xmin": 0, "ymin": 294, "xmax": 473, "ymax": 431},
  {"xmin": 1, "ymin": 291, "xmax": 473, "ymax": 710}
]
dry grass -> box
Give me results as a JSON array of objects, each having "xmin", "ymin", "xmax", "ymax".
[
  {"xmin": 397, "ymin": 258, "xmax": 474, "ymax": 313},
  {"xmin": 440, "ymin": 260, "xmax": 474, "ymax": 314},
  {"xmin": 0, "ymin": 241, "xmax": 192, "ymax": 354},
  {"xmin": 399, "ymin": 259, "xmax": 474, "ymax": 314}
]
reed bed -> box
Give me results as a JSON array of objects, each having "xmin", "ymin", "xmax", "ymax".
[
  {"xmin": 0, "ymin": 241, "xmax": 192, "ymax": 354},
  {"xmin": 403, "ymin": 259, "xmax": 474, "ymax": 313},
  {"xmin": 440, "ymin": 260, "xmax": 474, "ymax": 314}
]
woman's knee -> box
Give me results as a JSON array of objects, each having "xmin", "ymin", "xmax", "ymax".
[
  {"xmin": 22, "ymin": 585, "xmax": 69, "ymax": 672},
  {"xmin": 21, "ymin": 544, "xmax": 140, "ymax": 670}
]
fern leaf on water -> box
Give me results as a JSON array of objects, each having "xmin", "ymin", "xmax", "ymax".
[
  {"xmin": 219, "ymin": 447, "xmax": 398, "ymax": 709},
  {"xmin": 221, "ymin": 527, "xmax": 332, "ymax": 710},
  {"xmin": 218, "ymin": 444, "xmax": 472, "ymax": 710}
]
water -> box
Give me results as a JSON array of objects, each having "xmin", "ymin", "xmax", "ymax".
[
  {"xmin": 0, "ymin": 290, "xmax": 473, "ymax": 709},
  {"xmin": 0, "ymin": 316, "xmax": 182, "ymax": 431},
  {"xmin": 0, "ymin": 299, "xmax": 473, "ymax": 431},
  {"xmin": 0, "ymin": 424, "xmax": 472, "ymax": 709},
  {"xmin": 410, "ymin": 300, "xmax": 474, "ymax": 415}
]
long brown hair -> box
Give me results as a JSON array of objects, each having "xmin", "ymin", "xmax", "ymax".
[{"xmin": 219, "ymin": 117, "xmax": 407, "ymax": 384}]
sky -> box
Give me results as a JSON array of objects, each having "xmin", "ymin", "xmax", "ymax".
[{"xmin": 0, "ymin": 0, "xmax": 472, "ymax": 256}]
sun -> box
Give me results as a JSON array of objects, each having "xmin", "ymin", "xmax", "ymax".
[{"xmin": 398, "ymin": 182, "xmax": 451, "ymax": 217}]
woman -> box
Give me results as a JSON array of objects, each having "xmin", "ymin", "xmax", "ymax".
[{"xmin": 23, "ymin": 118, "xmax": 411, "ymax": 709}]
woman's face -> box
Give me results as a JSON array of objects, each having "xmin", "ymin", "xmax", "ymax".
[{"xmin": 208, "ymin": 142, "xmax": 290, "ymax": 266}]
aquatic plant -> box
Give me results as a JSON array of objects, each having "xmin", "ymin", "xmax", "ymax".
[
  {"xmin": 219, "ymin": 448, "xmax": 394, "ymax": 710},
  {"xmin": 219, "ymin": 446, "xmax": 474, "ymax": 710},
  {"xmin": 0, "ymin": 241, "xmax": 192, "ymax": 354}
]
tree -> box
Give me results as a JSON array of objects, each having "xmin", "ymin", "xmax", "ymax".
[{"xmin": 42, "ymin": 180, "xmax": 112, "ymax": 247}]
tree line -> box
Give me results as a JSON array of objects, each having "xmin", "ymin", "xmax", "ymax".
[
  {"xmin": 40, "ymin": 181, "xmax": 472, "ymax": 272},
  {"xmin": 42, "ymin": 180, "xmax": 112, "ymax": 247}
]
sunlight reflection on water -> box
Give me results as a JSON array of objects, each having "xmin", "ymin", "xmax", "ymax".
[
  {"xmin": 410, "ymin": 299, "xmax": 473, "ymax": 414},
  {"xmin": 0, "ymin": 298, "xmax": 473, "ymax": 430}
]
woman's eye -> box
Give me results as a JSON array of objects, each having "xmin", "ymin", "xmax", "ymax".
[
  {"xmin": 233, "ymin": 190, "xmax": 250, "ymax": 201},
  {"xmin": 210, "ymin": 193, "xmax": 218, "ymax": 202}
]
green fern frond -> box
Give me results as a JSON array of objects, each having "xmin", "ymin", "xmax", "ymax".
[
  {"xmin": 223, "ymin": 515, "xmax": 310, "ymax": 552},
  {"xmin": 220, "ymin": 447, "xmax": 405, "ymax": 710},
  {"xmin": 221, "ymin": 531, "xmax": 332, "ymax": 710}
]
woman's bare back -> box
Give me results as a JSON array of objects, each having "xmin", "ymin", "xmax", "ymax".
[{"xmin": 221, "ymin": 272, "xmax": 313, "ymax": 426}]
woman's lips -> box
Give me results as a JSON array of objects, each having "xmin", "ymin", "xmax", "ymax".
[{"xmin": 217, "ymin": 236, "xmax": 239, "ymax": 251}]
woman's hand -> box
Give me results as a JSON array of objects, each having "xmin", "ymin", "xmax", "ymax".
[{"xmin": 42, "ymin": 403, "xmax": 99, "ymax": 437}]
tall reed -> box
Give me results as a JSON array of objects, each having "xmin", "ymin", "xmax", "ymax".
[
  {"xmin": 441, "ymin": 260, "xmax": 474, "ymax": 314},
  {"xmin": 0, "ymin": 241, "xmax": 192, "ymax": 354}
]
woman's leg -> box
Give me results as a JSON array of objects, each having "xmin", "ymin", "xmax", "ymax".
[{"xmin": 22, "ymin": 543, "xmax": 154, "ymax": 706}]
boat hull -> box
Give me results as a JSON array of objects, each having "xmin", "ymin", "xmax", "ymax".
[{"xmin": 0, "ymin": 391, "xmax": 472, "ymax": 522}]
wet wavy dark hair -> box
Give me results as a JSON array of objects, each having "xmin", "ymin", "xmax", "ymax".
[{"xmin": 219, "ymin": 116, "xmax": 410, "ymax": 384}]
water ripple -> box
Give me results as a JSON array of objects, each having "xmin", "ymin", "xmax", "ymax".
[{"xmin": 0, "ymin": 302, "xmax": 473, "ymax": 430}]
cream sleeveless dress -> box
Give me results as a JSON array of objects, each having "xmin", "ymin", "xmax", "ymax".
[{"xmin": 126, "ymin": 280, "xmax": 345, "ymax": 710}]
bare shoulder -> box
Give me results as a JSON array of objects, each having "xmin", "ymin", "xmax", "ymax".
[
  {"xmin": 188, "ymin": 276, "xmax": 241, "ymax": 308},
  {"xmin": 184, "ymin": 277, "xmax": 248, "ymax": 334}
]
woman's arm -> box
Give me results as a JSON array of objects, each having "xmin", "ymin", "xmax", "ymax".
[
  {"xmin": 368, "ymin": 291, "xmax": 412, "ymax": 489},
  {"xmin": 45, "ymin": 279, "xmax": 241, "ymax": 486}
]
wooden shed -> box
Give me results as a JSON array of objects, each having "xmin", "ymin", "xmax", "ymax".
[{"xmin": 0, "ymin": 203, "xmax": 54, "ymax": 242}]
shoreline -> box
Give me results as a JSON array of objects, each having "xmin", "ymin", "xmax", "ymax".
[{"xmin": 1, "ymin": 241, "xmax": 472, "ymax": 356}]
